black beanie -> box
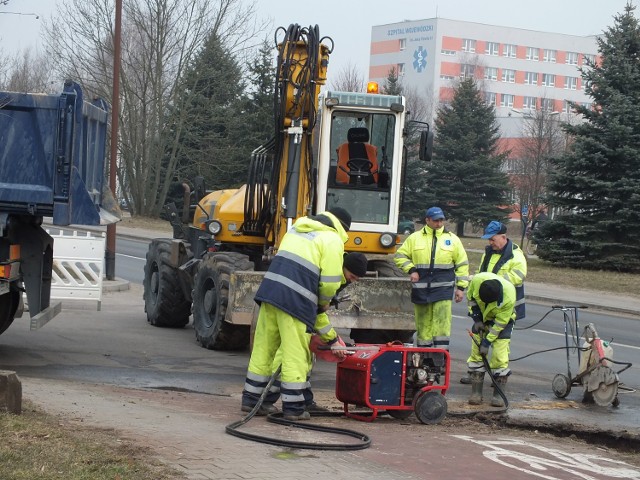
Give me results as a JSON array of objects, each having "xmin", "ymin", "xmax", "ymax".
[
  {"xmin": 343, "ymin": 252, "xmax": 368, "ymax": 277},
  {"xmin": 479, "ymin": 279, "xmax": 502, "ymax": 304},
  {"xmin": 329, "ymin": 207, "xmax": 351, "ymax": 231}
]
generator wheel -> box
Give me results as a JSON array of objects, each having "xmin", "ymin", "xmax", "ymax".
[
  {"xmin": 349, "ymin": 259, "xmax": 414, "ymax": 345},
  {"xmin": 143, "ymin": 240, "xmax": 191, "ymax": 327},
  {"xmin": 192, "ymin": 253, "xmax": 254, "ymax": 350},
  {"xmin": 414, "ymin": 391, "xmax": 447, "ymax": 425},
  {"xmin": 386, "ymin": 409, "xmax": 413, "ymax": 420},
  {"xmin": 0, "ymin": 287, "xmax": 20, "ymax": 336},
  {"xmin": 552, "ymin": 373, "xmax": 571, "ymax": 399}
]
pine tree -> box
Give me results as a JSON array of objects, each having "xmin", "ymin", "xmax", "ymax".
[
  {"xmin": 537, "ymin": 4, "xmax": 640, "ymax": 272},
  {"xmin": 383, "ymin": 67, "xmax": 402, "ymax": 95},
  {"xmin": 423, "ymin": 77, "xmax": 510, "ymax": 236},
  {"xmin": 243, "ymin": 39, "xmax": 276, "ymax": 147},
  {"xmin": 170, "ymin": 31, "xmax": 248, "ymax": 192}
]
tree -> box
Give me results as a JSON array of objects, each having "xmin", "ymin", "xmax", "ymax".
[
  {"xmin": 423, "ymin": 77, "xmax": 510, "ymax": 236},
  {"xmin": 511, "ymin": 105, "xmax": 565, "ymax": 246},
  {"xmin": 243, "ymin": 39, "xmax": 276, "ymax": 147},
  {"xmin": 536, "ymin": 3, "xmax": 640, "ymax": 272},
  {"xmin": 382, "ymin": 66, "xmax": 402, "ymax": 95},
  {"xmin": 43, "ymin": 0, "xmax": 260, "ymax": 217},
  {"xmin": 0, "ymin": 48, "xmax": 53, "ymax": 92},
  {"xmin": 330, "ymin": 61, "xmax": 364, "ymax": 92}
]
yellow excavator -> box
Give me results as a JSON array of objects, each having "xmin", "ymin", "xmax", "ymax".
[{"xmin": 143, "ymin": 24, "xmax": 432, "ymax": 350}]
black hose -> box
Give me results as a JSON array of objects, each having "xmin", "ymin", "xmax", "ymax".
[{"xmin": 225, "ymin": 366, "xmax": 371, "ymax": 450}]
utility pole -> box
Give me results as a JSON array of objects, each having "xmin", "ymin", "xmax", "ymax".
[{"xmin": 105, "ymin": 0, "xmax": 122, "ymax": 280}]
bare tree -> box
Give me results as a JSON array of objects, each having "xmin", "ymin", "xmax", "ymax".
[
  {"xmin": 329, "ymin": 61, "xmax": 364, "ymax": 92},
  {"xmin": 42, "ymin": 0, "xmax": 261, "ymax": 217},
  {"xmin": 0, "ymin": 48, "xmax": 53, "ymax": 92},
  {"xmin": 510, "ymin": 104, "xmax": 566, "ymax": 246}
]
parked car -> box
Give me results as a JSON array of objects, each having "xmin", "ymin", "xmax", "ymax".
[{"xmin": 398, "ymin": 218, "xmax": 415, "ymax": 235}]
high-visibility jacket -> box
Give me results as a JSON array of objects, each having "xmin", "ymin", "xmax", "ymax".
[
  {"xmin": 394, "ymin": 225, "xmax": 469, "ymax": 304},
  {"xmin": 478, "ymin": 239, "xmax": 527, "ymax": 319},
  {"xmin": 254, "ymin": 211, "xmax": 348, "ymax": 331},
  {"xmin": 467, "ymin": 272, "xmax": 516, "ymax": 342}
]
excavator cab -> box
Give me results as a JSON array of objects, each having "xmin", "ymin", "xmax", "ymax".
[{"xmin": 336, "ymin": 127, "xmax": 379, "ymax": 186}]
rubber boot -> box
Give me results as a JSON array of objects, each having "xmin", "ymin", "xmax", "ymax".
[
  {"xmin": 468, "ymin": 371, "xmax": 485, "ymax": 405},
  {"xmin": 491, "ymin": 376, "xmax": 508, "ymax": 407},
  {"xmin": 460, "ymin": 373, "xmax": 472, "ymax": 384}
]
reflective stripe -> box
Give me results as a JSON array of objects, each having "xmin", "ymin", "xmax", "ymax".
[
  {"xmin": 282, "ymin": 393, "xmax": 305, "ymax": 402},
  {"xmin": 413, "ymin": 280, "xmax": 454, "ymax": 288},
  {"xmin": 316, "ymin": 324, "xmax": 332, "ymax": 335},
  {"xmin": 289, "ymin": 229, "xmax": 321, "ymax": 241},
  {"xmin": 319, "ymin": 293, "xmax": 333, "ymax": 302},
  {"xmin": 514, "ymin": 298, "xmax": 525, "ymax": 306},
  {"xmin": 456, "ymin": 275, "xmax": 470, "ymax": 281},
  {"xmin": 491, "ymin": 367, "xmax": 511, "ymax": 377},
  {"xmin": 243, "ymin": 383, "xmax": 265, "ymax": 394},
  {"xmin": 469, "ymin": 299, "xmax": 478, "ymax": 307},
  {"xmin": 321, "ymin": 274, "xmax": 342, "ymax": 283},
  {"xmin": 455, "ymin": 260, "xmax": 469, "ymax": 268},
  {"xmin": 468, "ymin": 361, "xmax": 485, "ymax": 371},
  {"xmin": 282, "ymin": 380, "xmax": 307, "ymax": 390},
  {"xmin": 246, "ymin": 370, "xmax": 271, "ymax": 383},
  {"xmin": 264, "ymin": 271, "xmax": 318, "ymax": 303},
  {"xmin": 278, "ymin": 250, "xmax": 320, "ymax": 275},
  {"xmin": 513, "ymin": 270, "xmax": 525, "ymax": 281}
]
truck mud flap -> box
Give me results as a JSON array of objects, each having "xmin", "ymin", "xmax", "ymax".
[{"xmin": 227, "ymin": 273, "xmax": 415, "ymax": 331}]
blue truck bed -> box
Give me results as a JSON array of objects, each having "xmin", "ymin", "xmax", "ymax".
[{"xmin": 0, "ymin": 80, "xmax": 109, "ymax": 225}]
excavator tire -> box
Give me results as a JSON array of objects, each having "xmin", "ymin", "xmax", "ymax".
[
  {"xmin": 143, "ymin": 240, "xmax": 191, "ymax": 328},
  {"xmin": 0, "ymin": 287, "xmax": 20, "ymax": 336},
  {"xmin": 192, "ymin": 252, "xmax": 255, "ymax": 351},
  {"xmin": 349, "ymin": 259, "xmax": 415, "ymax": 345}
]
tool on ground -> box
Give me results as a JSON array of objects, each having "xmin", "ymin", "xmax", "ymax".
[
  {"xmin": 551, "ymin": 309, "xmax": 632, "ymax": 406},
  {"xmin": 335, "ymin": 342, "xmax": 450, "ymax": 424}
]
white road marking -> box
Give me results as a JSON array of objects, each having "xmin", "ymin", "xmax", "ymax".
[{"xmin": 533, "ymin": 329, "xmax": 640, "ymax": 351}]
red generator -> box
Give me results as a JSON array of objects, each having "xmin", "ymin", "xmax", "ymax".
[{"xmin": 335, "ymin": 344, "xmax": 450, "ymax": 424}]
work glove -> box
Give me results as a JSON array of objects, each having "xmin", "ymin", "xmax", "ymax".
[
  {"xmin": 471, "ymin": 321, "xmax": 486, "ymax": 334},
  {"xmin": 479, "ymin": 338, "xmax": 491, "ymax": 356}
]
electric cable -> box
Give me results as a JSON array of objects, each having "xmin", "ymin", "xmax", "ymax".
[{"xmin": 225, "ymin": 366, "xmax": 371, "ymax": 451}]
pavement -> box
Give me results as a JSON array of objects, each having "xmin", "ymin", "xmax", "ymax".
[{"xmin": 22, "ymin": 221, "xmax": 640, "ymax": 479}]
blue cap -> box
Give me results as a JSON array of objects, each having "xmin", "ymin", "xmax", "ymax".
[
  {"xmin": 425, "ymin": 207, "xmax": 445, "ymax": 220},
  {"xmin": 482, "ymin": 220, "xmax": 507, "ymax": 239}
]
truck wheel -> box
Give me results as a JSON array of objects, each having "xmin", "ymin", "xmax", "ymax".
[
  {"xmin": 192, "ymin": 253, "xmax": 254, "ymax": 351},
  {"xmin": 349, "ymin": 259, "xmax": 414, "ymax": 345},
  {"xmin": 143, "ymin": 240, "xmax": 191, "ymax": 328},
  {"xmin": 0, "ymin": 287, "xmax": 20, "ymax": 336}
]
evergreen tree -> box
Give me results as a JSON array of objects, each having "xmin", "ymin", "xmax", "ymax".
[
  {"xmin": 170, "ymin": 31, "xmax": 249, "ymax": 192},
  {"xmin": 382, "ymin": 67, "xmax": 402, "ymax": 95},
  {"xmin": 243, "ymin": 39, "xmax": 276, "ymax": 147},
  {"xmin": 537, "ymin": 4, "xmax": 640, "ymax": 272},
  {"xmin": 423, "ymin": 77, "xmax": 510, "ymax": 236}
]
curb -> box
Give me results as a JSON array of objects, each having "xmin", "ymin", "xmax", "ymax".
[{"xmin": 526, "ymin": 294, "xmax": 640, "ymax": 319}]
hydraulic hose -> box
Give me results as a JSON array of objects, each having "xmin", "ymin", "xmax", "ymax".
[{"xmin": 225, "ymin": 366, "xmax": 371, "ymax": 451}]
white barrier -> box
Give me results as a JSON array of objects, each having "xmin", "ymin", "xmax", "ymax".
[{"xmin": 47, "ymin": 230, "xmax": 105, "ymax": 310}]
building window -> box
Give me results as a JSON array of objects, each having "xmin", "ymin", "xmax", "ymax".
[
  {"xmin": 398, "ymin": 63, "xmax": 405, "ymax": 76},
  {"xmin": 564, "ymin": 76, "xmax": 578, "ymax": 90},
  {"xmin": 485, "ymin": 92, "xmax": 497, "ymax": 106},
  {"xmin": 440, "ymin": 74, "xmax": 455, "ymax": 80},
  {"xmin": 564, "ymin": 101, "xmax": 574, "ymax": 114},
  {"xmin": 486, "ymin": 42, "xmax": 499, "ymax": 56},
  {"xmin": 500, "ymin": 94, "xmax": 515, "ymax": 107},
  {"xmin": 542, "ymin": 73, "xmax": 556, "ymax": 87},
  {"xmin": 566, "ymin": 52, "xmax": 578, "ymax": 65},
  {"xmin": 441, "ymin": 49, "xmax": 456, "ymax": 56},
  {"xmin": 503, "ymin": 44, "xmax": 517, "ymax": 58},
  {"xmin": 460, "ymin": 64, "xmax": 475, "ymax": 79},
  {"xmin": 541, "ymin": 98, "xmax": 555, "ymax": 112},
  {"xmin": 524, "ymin": 71, "xmax": 538, "ymax": 85},
  {"xmin": 463, "ymin": 39, "xmax": 476, "ymax": 53},
  {"xmin": 502, "ymin": 69, "xmax": 516, "ymax": 83},
  {"xmin": 583, "ymin": 53, "xmax": 596, "ymax": 65},
  {"xmin": 399, "ymin": 38, "xmax": 406, "ymax": 51},
  {"xmin": 543, "ymin": 49, "xmax": 557, "ymax": 63},
  {"xmin": 484, "ymin": 67, "xmax": 498, "ymax": 81},
  {"xmin": 526, "ymin": 47, "xmax": 539, "ymax": 61},
  {"xmin": 523, "ymin": 96, "xmax": 537, "ymax": 110}
]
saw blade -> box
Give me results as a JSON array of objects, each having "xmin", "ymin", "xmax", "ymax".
[
  {"xmin": 587, "ymin": 365, "xmax": 619, "ymax": 406},
  {"xmin": 592, "ymin": 380, "xmax": 618, "ymax": 406}
]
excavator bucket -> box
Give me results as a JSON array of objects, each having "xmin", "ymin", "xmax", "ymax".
[{"xmin": 226, "ymin": 272, "xmax": 415, "ymax": 331}]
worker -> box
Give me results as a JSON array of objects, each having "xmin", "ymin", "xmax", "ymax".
[
  {"xmin": 466, "ymin": 271, "xmax": 516, "ymax": 407},
  {"xmin": 241, "ymin": 207, "xmax": 352, "ymax": 421},
  {"xmin": 394, "ymin": 206, "xmax": 469, "ymax": 351},
  {"xmin": 460, "ymin": 220, "xmax": 527, "ymax": 384}
]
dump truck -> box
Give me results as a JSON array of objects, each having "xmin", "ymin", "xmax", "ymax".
[
  {"xmin": 143, "ymin": 24, "xmax": 432, "ymax": 350},
  {"xmin": 0, "ymin": 80, "xmax": 115, "ymax": 335}
]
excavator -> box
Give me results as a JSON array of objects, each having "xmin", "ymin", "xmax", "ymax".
[{"xmin": 142, "ymin": 24, "xmax": 433, "ymax": 350}]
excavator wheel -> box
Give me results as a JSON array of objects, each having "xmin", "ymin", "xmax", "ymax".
[
  {"xmin": 192, "ymin": 252, "xmax": 254, "ymax": 351},
  {"xmin": 0, "ymin": 286, "xmax": 20, "ymax": 336},
  {"xmin": 143, "ymin": 240, "xmax": 191, "ymax": 328},
  {"xmin": 349, "ymin": 259, "xmax": 415, "ymax": 345}
]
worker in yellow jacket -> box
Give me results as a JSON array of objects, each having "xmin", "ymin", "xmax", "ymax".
[
  {"xmin": 466, "ymin": 271, "xmax": 516, "ymax": 407},
  {"xmin": 241, "ymin": 208, "xmax": 351, "ymax": 421},
  {"xmin": 394, "ymin": 206, "xmax": 469, "ymax": 351}
]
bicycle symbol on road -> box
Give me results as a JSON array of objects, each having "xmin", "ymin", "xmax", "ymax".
[{"xmin": 453, "ymin": 435, "xmax": 640, "ymax": 479}]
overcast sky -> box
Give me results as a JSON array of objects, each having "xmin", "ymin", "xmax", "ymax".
[{"xmin": 0, "ymin": 0, "xmax": 634, "ymax": 81}]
